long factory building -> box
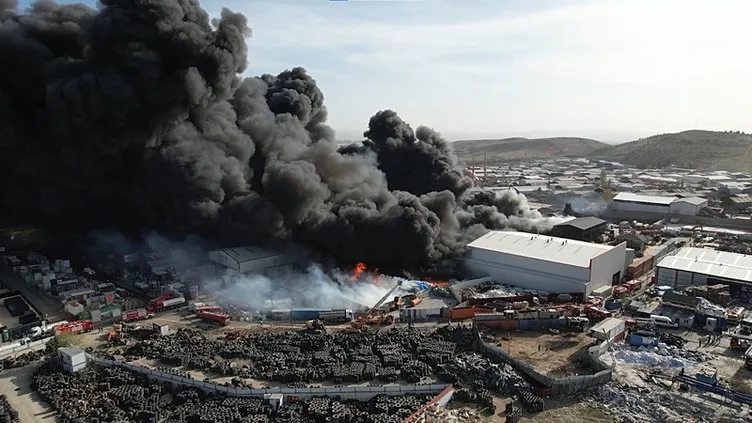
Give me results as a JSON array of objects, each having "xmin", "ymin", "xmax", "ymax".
[
  {"xmin": 610, "ymin": 192, "xmax": 708, "ymax": 216},
  {"xmin": 656, "ymin": 247, "xmax": 752, "ymax": 296},
  {"xmin": 464, "ymin": 231, "xmax": 628, "ymax": 297}
]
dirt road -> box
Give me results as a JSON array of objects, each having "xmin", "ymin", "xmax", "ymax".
[{"xmin": 0, "ymin": 362, "xmax": 56, "ymax": 422}]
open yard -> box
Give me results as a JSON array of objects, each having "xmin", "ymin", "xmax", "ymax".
[{"xmin": 491, "ymin": 331, "xmax": 596, "ymax": 377}]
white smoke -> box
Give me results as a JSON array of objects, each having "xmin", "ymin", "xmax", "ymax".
[{"xmin": 206, "ymin": 264, "xmax": 412, "ymax": 311}]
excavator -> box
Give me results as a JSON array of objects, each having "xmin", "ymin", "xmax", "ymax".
[
  {"xmin": 348, "ymin": 281, "xmax": 403, "ymax": 331},
  {"xmin": 303, "ymin": 319, "xmax": 327, "ymax": 334}
]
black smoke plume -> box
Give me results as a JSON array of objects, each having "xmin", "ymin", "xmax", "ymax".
[{"xmin": 0, "ymin": 0, "xmax": 554, "ymax": 276}]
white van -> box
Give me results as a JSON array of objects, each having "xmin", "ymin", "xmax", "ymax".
[{"xmin": 649, "ymin": 315, "xmax": 678, "ymax": 328}]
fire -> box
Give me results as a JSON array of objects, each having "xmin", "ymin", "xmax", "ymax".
[
  {"xmin": 426, "ymin": 277, "xmax": 449, "ymax": 287},
  {"xmin": 351, "ymin": 262, "xmax": 367, "ymax": 281}
]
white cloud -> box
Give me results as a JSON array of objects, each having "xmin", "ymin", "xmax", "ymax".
[{"xmin": 213, "ymin": 0, "xmax": 752, "ymax": 141}]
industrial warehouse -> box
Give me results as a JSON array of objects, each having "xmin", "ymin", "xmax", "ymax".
[
  {"xmin": 610, "ymin": 192, "xmax": 709, "ymax": 216},
  {"xmin": 656, "ymin": 247, "xmax": 752, "ymax": 295},
  {"xmin": 464, "ymin": 230, "xmax": 627, "ymax": 297}
]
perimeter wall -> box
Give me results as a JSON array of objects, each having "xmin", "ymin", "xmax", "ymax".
[{"xmin": 472, "ymin": 326, "xmax": 612, "ymax": 397}]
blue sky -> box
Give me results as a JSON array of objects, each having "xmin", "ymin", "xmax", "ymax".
[{"xmin": 17, "ymin": 0, "xmax": 752, "ymax": 142}]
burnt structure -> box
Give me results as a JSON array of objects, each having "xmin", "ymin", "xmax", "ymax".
[{"xmin": 552, "ymin": 217, "xmax": 607, "ymax": 241}]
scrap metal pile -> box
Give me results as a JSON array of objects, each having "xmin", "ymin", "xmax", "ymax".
[
  {"xmin": 122, "ymin": 326, "xmax": 481, "ymax": 385},
  {"xmin": 31, "ymin": 358, "xmax": 432, "ymax": 423},
  {"xmin": 0, "ymin": 395, "xmax": 19, "ymax": 423}
]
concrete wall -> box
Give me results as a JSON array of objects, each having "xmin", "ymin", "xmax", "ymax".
[
  {"xmin": 0, "ymin": 336, "xmax": 52, "ymax": 358},
  {"xmin": 87, "ymin": 355, "xmax": 448, "ymax": 401},
  {"xmin": 402, "ymin": 386, "xmax": 455, "ymax": 423},
  {"xmin": 469, "ymin": 248, "xmax": 590, "ymax": 282},
  {"xmin": 465, "ymin": 253, "xmax": 588, "ymax": 295},
  {"xmin": 589, "ymin": 242, "xmax": 627, "ymax": 294},
  {"xmin": 473, "ymin": 327, "xmax": 612, "ymax": 397}
]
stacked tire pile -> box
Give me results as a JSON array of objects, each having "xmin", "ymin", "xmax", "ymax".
[
  {"xmin": 0, "ymin": 349, "xmax": 47, "ymax": 372},
  {"xmin": 31, "ymin": 358, "xmax": 434, "ymax": 423},
  {"xmin": 122, "ymin": 327, "xmax": 479, "ymax": 385},
  {"xmin": 517, "ymin": 389, "xmax": 544, "ymax": 412},
  {"xmin": 0, "ymin": 395, "xmax": 19, "ymax": 423},
  {"xmin": 442, "ymin": 353, "xmax": 528, "ymax": 395}
]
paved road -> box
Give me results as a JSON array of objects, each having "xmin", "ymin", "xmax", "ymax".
[
  {"xmin": 0, "ymin": 268, "xmax": 65, "ymax": 322},
  {"xmin": 0, "ymin": 362, "xmax": 57, "ymax": 422}
]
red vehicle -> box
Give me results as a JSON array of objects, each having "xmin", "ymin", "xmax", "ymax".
[
  {"xmin": 584, "ymin": 306, "xmax": 612, "ymax": 322},
  {"xmin": 612, "ymin": 286, "xmax": 629, "ymax": 298},
  {"xmin": 194, "ymin": 305, "xmax": 222, "ymax": 314},
  {"xmin": 150, "ymin": 291, "xmax": 186, "ymax": 312},
  {"xmin": 122, "ymin": 307, "xmax": 156, "ymax": 323},
  {"xmin": 197, "ymin": 311, "xmax": 230, "ymax": 326},
  {"xmin": 626, "ymin": 280, "xmax": 642, "ymax": 292},
  {"xmin": 54, "ymin": 320, "xmax": 94, "ymax": 335}
]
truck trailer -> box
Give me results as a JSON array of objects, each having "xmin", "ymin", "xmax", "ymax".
[
  {"xmin": 270, "ymin": 309, "xmax": 354, "ymax": 323},
  {"xmin": 122, "ymin": 308, "xmax": 155, "ymax": 323},
  {"xmin": 197, "ymin": 311, "xmax": 230, "ymax": 326}
]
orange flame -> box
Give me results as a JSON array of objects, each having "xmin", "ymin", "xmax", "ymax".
[
  {"xmin": 426, "ymin": 277, "xmax": 449, "ymax": 287},
  {"xmin": 351, "ymin": 262, "xmax": 367, "ymax": 281}
]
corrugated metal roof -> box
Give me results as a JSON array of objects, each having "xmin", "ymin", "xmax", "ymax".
[
  {"xmin": 466, "ymin": 231, "xmax": 616, "ymax": 268},
  {"xmin": 672, "ymin": 197, "xmax": 707, "ymax": 206},
  {"xmin": 220, "ymin": 246, "xmax": 280, "ymax": 264},
  {"xmin": 613, "ymin": 192, "xmax": 677, "ymax": 205},
  {"xmin": 554, "ymin": 216, "xmax": 606, "ymax": 231},
  {"xmin": 657, "ymin": 247, "xmax": 752, "ymax": 284}
]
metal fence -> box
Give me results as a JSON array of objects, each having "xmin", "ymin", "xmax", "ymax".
[{"xmin": 87, "ymin": 355, "xmax": 449, "ymax": 399}]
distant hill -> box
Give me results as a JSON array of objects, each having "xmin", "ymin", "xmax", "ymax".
[
  {"xmin": 451, "ymin": 137, "xmax": 608, "ymax": 164},
  {"xmin": 590, "ymin": 130, "xmax": 752, "ymax": 171}
]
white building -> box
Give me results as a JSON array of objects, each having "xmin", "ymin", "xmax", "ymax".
[
  {"xmin": 208, "ymin": 246, "xmax": 299, "ymax": 276},
  {"xmin": 656, "ymin": 247, "xmax": 752, "ymax": 291},
  {"xmin": 610, "ymin": 192, "xmax": 677, "ymax": 214},
  {"xmin": 669, "ymin": 197, "xmax": 708, "ymax": 216},
  {"xmin": 464, "ymin": 231, "xmax": 627, "ymax": 296},
  {"xmin": 610, "ymin": 192, "xmax": 707, "ymax": 216}
]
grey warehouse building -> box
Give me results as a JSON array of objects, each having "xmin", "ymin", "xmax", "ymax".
[{"xmin": 208, "ymin": 246, "xmax": 301, "ymax": 277}]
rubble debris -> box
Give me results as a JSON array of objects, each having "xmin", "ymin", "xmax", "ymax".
[{"xmin": 414, "ymin": 403, "xmax": 490, "ymax": 422}]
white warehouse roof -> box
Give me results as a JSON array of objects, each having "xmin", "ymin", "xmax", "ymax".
[
  {"xmin": 466, "ymin": 231, "xmax": 615, "ymax": 268},
  {"xmin": 673, "ymin": 197, "xmax": 707, "ymax": 205},
  {"xmin": 657, "ymin": 247, "xmax": 752, "ymax": 284},
  {"xmin": 612, "ymin": 192, "xmax": 677, "ymax": 205}
]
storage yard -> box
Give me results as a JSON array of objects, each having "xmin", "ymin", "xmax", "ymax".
[{"xmin": 5, "ymin": 202, "xmax": 752, "ymax": 422}]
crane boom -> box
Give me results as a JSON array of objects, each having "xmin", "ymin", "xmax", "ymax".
[{"xmin": 365, "ymin": 281, "xmax": 403, "ymax": 316}]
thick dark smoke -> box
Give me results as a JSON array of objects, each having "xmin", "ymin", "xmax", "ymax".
[{"xmin": 0, "ymin": 0, "xmax": 556, "ymax": 275}]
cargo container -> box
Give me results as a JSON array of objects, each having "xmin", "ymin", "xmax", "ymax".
[
  {"xmin": 589, "ymin": 317, "xmax": 626, "ymax": 341},
  {"xmin": 269, "ymin": 308, "xmax": 354, "ymax": 322},
  {"xmin": 449, "ymin": 305, "xmax": 494, "ymax": 321},
  {"xmin": 197, "ymin": 311, "xmax": 230, "ymax": 326},
  {"xmin": 627, "ymin": 255, "xmax": 654, "ymax": 279},
  {"xmin": 474, "ymin": 314, "xmax": 520, "ymax": 330},
  {"xmin": 630, "ymin": 330, "xmax": 659, "ymax": 347}
]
